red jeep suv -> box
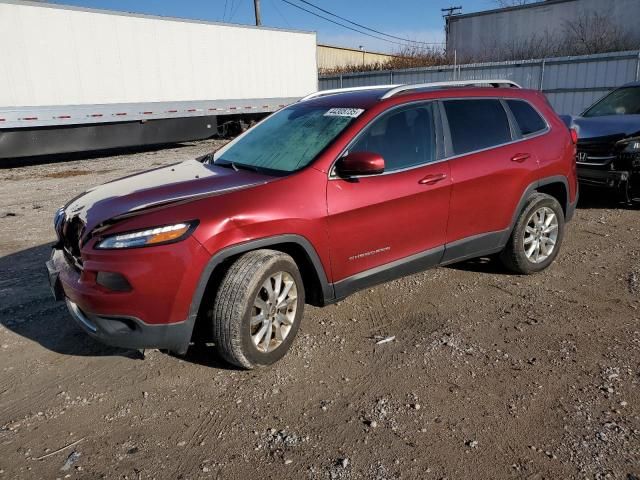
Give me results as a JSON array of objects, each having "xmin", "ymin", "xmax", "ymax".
[{"xmin": 47, "ymin": 80, "xmax": 578, "ymax": 369}]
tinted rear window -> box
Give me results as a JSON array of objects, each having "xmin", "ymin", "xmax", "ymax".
[
  {"xmin": 507, "ymin": 100, "xmax": 547, "ymax": 136},
  {"xmin": 444, "ymin": 99, "xmax": 512, "ymax": 155}
]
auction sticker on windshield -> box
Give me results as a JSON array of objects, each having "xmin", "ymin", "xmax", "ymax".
[{"xmin": 324, "ymin": 108, "xmax": 364, "ymax": 118}]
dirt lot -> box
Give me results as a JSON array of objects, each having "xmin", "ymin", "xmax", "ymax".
[{"xmin": 1, "ymin": 142, "xmax": 639, "ymax": 480}]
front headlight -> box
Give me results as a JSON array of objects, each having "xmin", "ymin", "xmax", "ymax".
[
  {"xmin": 95, "ymin": 221, "xmax": 198, "ymax": 249},
  {"xmin": 621, "ymin": 138, "xmax": 640, "ymax": 153}
]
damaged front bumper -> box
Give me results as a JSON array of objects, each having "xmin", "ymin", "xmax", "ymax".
[
  {"xmin": 577, "ymin": 166, "xmax": 631, "ymax": 188},
  {"xmin": 577, "ymin": 149, "xmax": 640, "ymax": 200},
  {"xmin": 62, "ymin": 295, "xmax": 194, "ymax": 354},
  {"xmin": 45, "ymin": 239, "xmax": 209, "ymax": 355}
]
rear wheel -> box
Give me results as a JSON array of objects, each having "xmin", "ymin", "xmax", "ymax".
[
  {"xmin": 500, "ymin": 193, "xmax": 565, "ymax": 274},
  {"xmin": 210, "ymin": 249, "xmax": 305, "ymax": 369}
]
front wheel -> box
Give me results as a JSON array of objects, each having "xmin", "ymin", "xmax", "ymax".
[
  {"xmin": 625, "ymin": 177, "xmax": 640, "ymax": 207},
  {"xmin": 210, "ymin": 249, "xmax": 305, "ymax": 369},
  {"xmin": 500, "ymin": 193, "xmax": 565, "ymax": 274}
]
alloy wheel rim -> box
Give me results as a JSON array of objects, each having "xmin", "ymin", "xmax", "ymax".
[
  {"xmin": 250, "ymin": 271, "xmax": 298, "ymax": 353},
  {"xmin": 523, "ymin": 206, "xmax": 559, "ymax": 264}
]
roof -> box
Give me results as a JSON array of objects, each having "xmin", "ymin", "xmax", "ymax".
[
  {"xmin": 303, "ymin": 89, "xmax": 391, "ymax": 109},
  {"xmin": 302, "ymin": 81, "xmax": 522, "ymax": 106},
  {"xmin": 302, "ymin": 84, "xmax": 530, "ymax": 110},
  {"xmin": 1, "ymin": 0, "xmax": 314, "ymax": 35},
  {"xmin": 317, "ymin": 43, "xmax": 401, "ymax": 58},
  {"xmin": 448, "ymin": 0, "xmax": 577, "ymax": 21}
]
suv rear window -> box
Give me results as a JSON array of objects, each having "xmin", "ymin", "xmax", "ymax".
[
  {"xmin": 444, "ymin": 99, "xmax": 512, "ymax": 155},
  {"xmin": 507, "ymin": 100, "xmax": 546, "ymax": 136}
]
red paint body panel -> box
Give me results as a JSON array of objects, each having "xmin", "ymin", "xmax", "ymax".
[
  {"xmin": 446, "ymin": 140, "xmax": 540, "ymax": 241},
  {"xmin": 58, "ymin": 236, "xmax": 210, "ymax": 325},
  {"xmin": 50, "ymin": 85, "xmax": 578, "ymax": 345},
  {"xmin": 327, "ymin": 162, "xmax": 451, "ymax": 280}
]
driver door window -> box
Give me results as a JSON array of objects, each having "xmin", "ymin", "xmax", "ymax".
[{"xmin": 349, "ymin": 103, "xmax": 436, "ymax": 172}]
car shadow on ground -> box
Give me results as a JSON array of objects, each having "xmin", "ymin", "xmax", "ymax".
[
  {"xmin": 446, "ymin": 255, "xmax": 511, "ymax": 275},
  {"xmin": 178, "ymin": 344, "xmax": 240, "ymax": 370},
  {"xmin": 0, "ymin": 242, "xmax": 239, "ymax": 368},
  {"xmin": 0, "ymin": 243, "xmax": 145, "ymax": 360},
  {"xmin": 577, "ymin": 185, "xmax": 639, "ymax": 210}
]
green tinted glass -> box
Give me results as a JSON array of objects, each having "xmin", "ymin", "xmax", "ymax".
[{"xmin": 216, "ymin": 105, "xmax": 359, "ymax": 173}]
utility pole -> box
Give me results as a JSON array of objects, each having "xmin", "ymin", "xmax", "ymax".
[
  {"xmin": 441, "ymin": 6, "xmax": 462, "ymax": 17},
  {"xmin": 254, "ymin": 0, "xmax": 262, "ymax": 26},
  {"xmin": 441, "ymin": 6, "xmax": 462, "ymax": 56}
]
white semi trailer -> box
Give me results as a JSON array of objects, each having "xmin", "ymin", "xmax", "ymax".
[{"xmin": 0, "ymin": 0, "xmax": 318, "ymax": 158}]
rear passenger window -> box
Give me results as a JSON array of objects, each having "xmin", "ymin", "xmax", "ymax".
[
  {"xmin": 507, "ymin": 100, "xmax": 547, "ymax": 136},
  {"xmin": 444, "ymin": 99, "xmax": 512, "ymax": 155},
  {"xmin": 350, "ymin": 103, "xmax": 436, "ymax": 172}
]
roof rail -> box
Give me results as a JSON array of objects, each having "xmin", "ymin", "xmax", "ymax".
[
  {"xmin": 300, "ymin": 80, "xmax": 521, "ymax": 103},
  {"xmin": 299, "ymin": 84, "xmax": 398, "ymax": 102},
  {"xmin": 380, "ymin": 80, "xmax": 522, "ymax": 99}
]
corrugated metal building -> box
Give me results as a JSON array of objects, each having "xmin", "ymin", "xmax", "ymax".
[
  {"xmin": 446, "ymin": 0, "xmax": 640, "ymax": 60},
  {"xmin": 317, "ymin": 44, "xmax": 398, "ymax": 72}
]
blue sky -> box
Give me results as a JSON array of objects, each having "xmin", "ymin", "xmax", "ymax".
[{"xmin": 48, "ymin": 0, "xmax": 501, "ymax": 53}]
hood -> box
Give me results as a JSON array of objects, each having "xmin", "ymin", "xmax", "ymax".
[
  {"xmin": 567, "ymin": 114, "xmax": 640, "ymax": 141},
  {"xmin": 62, "ymin": 159, "xmax": 273, "ymax": 234}
]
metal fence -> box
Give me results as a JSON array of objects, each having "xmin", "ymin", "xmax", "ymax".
[{"xmin": 318, "ymin": 50, "xmax": 640, "ymax": 115}]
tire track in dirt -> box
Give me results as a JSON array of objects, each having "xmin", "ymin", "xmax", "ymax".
[
  {"xmin": 306, "ymin": 286, "xmax": 443, "ymax": 448},
  {"xmin": 167, "ymin": 373, "xmax": 242, "ymax": 477}
]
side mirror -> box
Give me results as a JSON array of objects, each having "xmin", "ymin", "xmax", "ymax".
[{"xmin": 335, "ymin": 151, "xmax": 385, "ymax": 177}]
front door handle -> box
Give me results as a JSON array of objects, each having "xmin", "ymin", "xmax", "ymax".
[
  {"xmin": 511, "ymin": 153, "xmax": 531, "ymax": 163},
  {"xmin": 419, "ymin": 173, "xmax": 448, "ymax": 185}
]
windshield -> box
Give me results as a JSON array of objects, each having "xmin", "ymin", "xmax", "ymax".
[
  {"xmin": 583, "ymin": 87, "xmax": 640, "ymax": 117},
  {"xmin": 213, "ymin": 104, "xmax": 362, "ymax": 173}
]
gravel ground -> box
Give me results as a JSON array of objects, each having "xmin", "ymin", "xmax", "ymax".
[{"xmin": 1, "ymin": 142, "xmax": 639, "ymax": 479}]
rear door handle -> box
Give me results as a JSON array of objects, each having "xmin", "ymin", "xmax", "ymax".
[
  {"xmin": 419, "ymin": 173, "xmax": 448, "ymax": 185},
  {"xmin": 511, "ymin": 153, "xmax": 531, "ymax": 163}
]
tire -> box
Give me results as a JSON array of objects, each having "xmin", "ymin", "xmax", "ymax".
[
  {"xmin": 210, "ymin": 249, "xmax": 305, "ymax": 369},
  {"xmin": 500, "ymin": 193, "xmax": 565, "ymax": 274}
]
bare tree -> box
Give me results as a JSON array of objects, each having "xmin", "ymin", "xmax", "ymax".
[
  {"xmin": 562, "ymin": 12, "xmax": 634, "ymax": 55},
  {"xmin": 317, "ymin": 45, "xmax": 447, "ymax": 75},
  {"xmin": 320, "ymin": 9, "xmax": 638, "ymax": 75},
  {"xmin": 461, "ymin": 10, "xmax": 636, "ymax": 62}
]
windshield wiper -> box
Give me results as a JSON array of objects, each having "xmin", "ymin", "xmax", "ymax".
[
  {"xmin": 215, "ymin": 159, "xmax": 259, "ymax": 172},
  {"xmin": 198, "ymin": 153, "xmax": 214, "ymax": 164}
]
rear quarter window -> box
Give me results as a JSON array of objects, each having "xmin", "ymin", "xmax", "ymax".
[
  {"xmin": 507, "ymin": 100, "xmax": 547, "ymax": 136},
  {"xmin": 443, "ymin": 99, "xmax": 512, "ymax": 156}
]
